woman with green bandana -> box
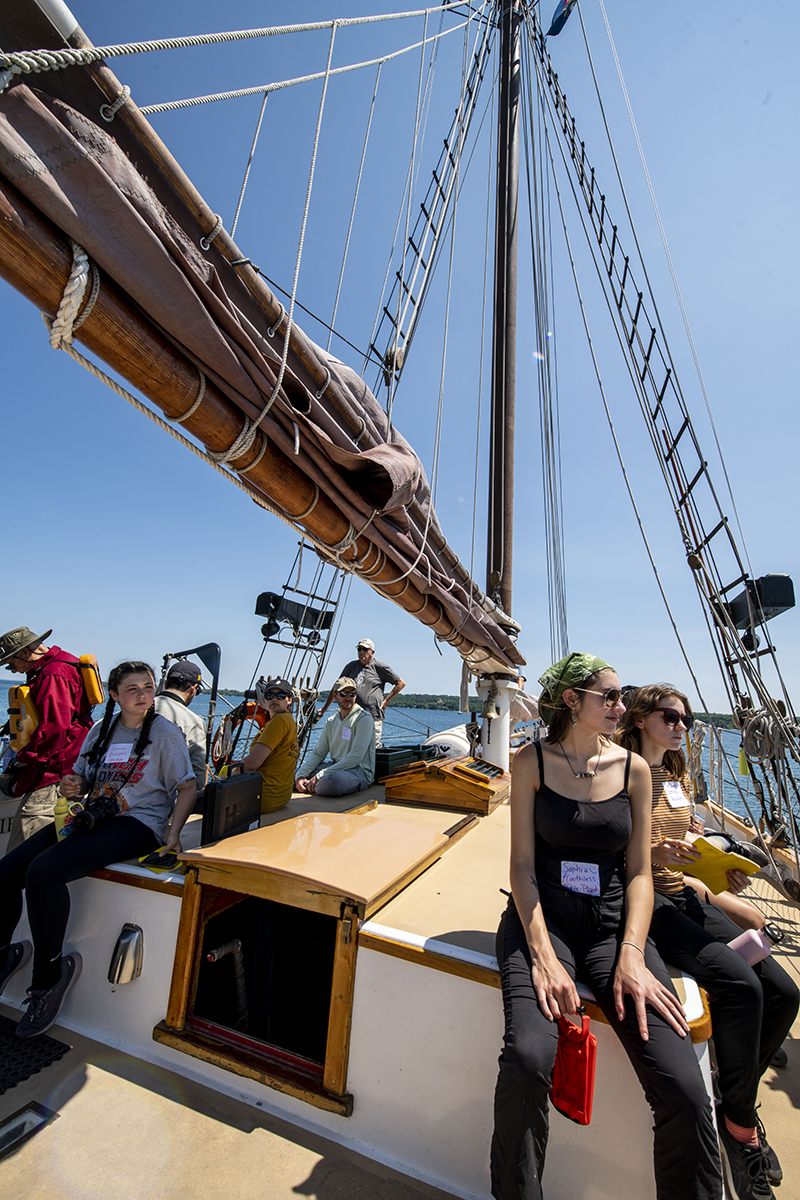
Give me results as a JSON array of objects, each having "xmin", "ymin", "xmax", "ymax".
[{"xmin": 490, "ymin": 652, "xmax": 721, "ymax": 1200}]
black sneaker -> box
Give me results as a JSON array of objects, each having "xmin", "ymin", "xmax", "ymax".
[
  {"xmin": 756, "ymin": 1114, "xmax": 782, "ymax": 1187},
  {"xmin": 15, "ymin": 953, "xmax": 82, "ymax": 1039},
  {"xmin": 0, "ymin": 941, "xmax": 32, "ymax": 996},
  {"xmin": 718, "ymin": 1111, "xmax": 774, "ymax": 1199}
]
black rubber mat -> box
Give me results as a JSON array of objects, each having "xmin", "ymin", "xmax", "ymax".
[{"xmin": 0, "ymin": 1014, "xmax": 70, "ymax": 1094}]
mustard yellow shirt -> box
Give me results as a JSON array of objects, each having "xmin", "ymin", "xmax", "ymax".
[{"xmin": 252, "ymin": 711, "xmax": 299, "ymax": 812}]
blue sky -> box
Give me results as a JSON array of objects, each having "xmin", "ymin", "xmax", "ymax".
[{"xmin": 2, "ymin": 1, "xmax": 798, "ymax": 710}]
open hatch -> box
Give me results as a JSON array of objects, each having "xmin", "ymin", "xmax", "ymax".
[{"xmin": 154, "ymin": 808, "xmax": 474, "ymax": 1114}]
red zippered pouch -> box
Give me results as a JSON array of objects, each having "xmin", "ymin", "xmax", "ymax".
[{"xmin": 551, "ymin": 1009, "xmax": 597, "ymax": 1125}]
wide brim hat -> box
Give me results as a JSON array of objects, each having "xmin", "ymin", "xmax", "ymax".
[{"xmin": 0, "ymin": 626, "xmax": 52, "ymax": 666}]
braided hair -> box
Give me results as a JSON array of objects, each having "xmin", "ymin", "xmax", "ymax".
[{"xmin": 85, "ymin": 661, "xmax": 157, "ymax": 769}]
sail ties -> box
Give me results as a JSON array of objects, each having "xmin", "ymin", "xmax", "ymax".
[
  {"xmin": 46, "ymin": 240, "xmax": 100, "ymax": 350},
  {"xmin": 200, "ymin": 214, "xmax": 224, "ymax": 251},
  {"xmin": 100, "ymin": 86, "xmax": 131, "ymax": 123}
]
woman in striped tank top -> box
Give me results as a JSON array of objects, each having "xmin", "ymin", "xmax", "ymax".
[{"xmin": 618, "ymin": 685, "xmax": 798, "ymax": 1200}]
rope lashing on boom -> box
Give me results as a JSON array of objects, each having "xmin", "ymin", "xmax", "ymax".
[
  {"xmin": 47, "ymin": 240, "xmax": 100, "ymax": 349},
  {"xmin": 200, "ymin": 214, "xmax": 224, "ymax": 251},
  {"xmin": 173, "ymin": 370, "xmax": 206, "ymax": 423},
  {"xmin": 99, "ymin": 85, "xmax": 131, "ymax": 122}
]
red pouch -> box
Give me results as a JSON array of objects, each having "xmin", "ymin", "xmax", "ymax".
[{"xmin": 550, "ymin": 1009, "xmax": 597, "ymax": 1125}]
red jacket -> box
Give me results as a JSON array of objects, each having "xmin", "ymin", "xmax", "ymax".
[{"xmin": 15, "ymin": 646, "xmax": 94, "ymax": 795}]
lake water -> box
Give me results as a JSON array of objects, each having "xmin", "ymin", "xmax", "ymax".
[{"xmin": 0, "ymin": 681, "xmax": 786, "ymax": 823}]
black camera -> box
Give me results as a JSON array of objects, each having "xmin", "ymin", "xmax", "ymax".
[{"xmin": 72, "ymin": 793, "xmax": 120, "ymax": 833}]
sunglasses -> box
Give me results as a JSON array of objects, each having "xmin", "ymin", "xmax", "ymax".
[
  {"xmin": 574, "ymin": 687, "xmax": 624, "ymax": 706},
  {"xmin": 656, "ymin": 707, "xmax": 693, "ymax": 731},
  {"xmin": 263, "ymin": 691, "xmax": 289, "ymax": 700},
  {"xmin": 338, "ymin": 690, "xmax": 357, "ymax": 697}
]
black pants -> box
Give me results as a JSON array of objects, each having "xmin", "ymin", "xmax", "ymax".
[
  {"xmin": 491, "ymin": 896, "xmax": 722, "ymax": 1200},
  {"xmin": 651, "ymin": 886, "xmax": 799, "ymax": 1127},
  {"xmin": 0, "ymin": 816, "xmax": 158, "ymax": 989}
]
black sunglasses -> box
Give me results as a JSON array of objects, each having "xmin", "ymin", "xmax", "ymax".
[
  {"xmin": 263, "ymin": 691, "xmax": 289, "ymax": 700},
  {"xmin": 338, "ymin": 689, "xmax": 357, "ymax": 697},
  {"xmin": 656, "ymin": 707, "xmax": 693, "ymax": 731}
]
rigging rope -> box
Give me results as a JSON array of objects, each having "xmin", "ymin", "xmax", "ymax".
[
  {"xmin": 589, "ymin": 0, "xmax": 756, "ymax": 585},
  {"xmin": 210, "ymin": 20, "xmax": 339, "ymax": 468},
  {"xmin": 230, "ymin": 92, "xmax": 269, "ymax": 238},
  {"xmin": 387, "ymin": 10, "xmax": 431, "ymax": 427},
  {"xmin": 137, "ymin": 12, "xmax": 486, "ymax": 116},
  {"xmin": 326, "ymin": 64, "xmax": 382, "ymax": 353},
  {"xmin": 528, "ymin": 25, "xmax": 711, "ymax": 712},
  {"xmin": 0, "ymin": 6, "xmax": 480, "ymax": 92},
  {"xmin": 521, "ymin": 34, "xmax": 568, "ymax": 661}
]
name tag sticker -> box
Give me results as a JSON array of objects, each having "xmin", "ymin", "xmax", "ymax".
[
  {"xmin": 341, "ymin": 727, "xmax": 352, "ymax": 742},
  {"xmin": 664, "ymin": 781, "xmax": 687, "ymax": 808},
  {"xmin": 561, "ymin": 860, "xmax": 601, "ymax": 896},
  {"xmin": 104, "ymin": 744, "xmax": 130, "ymax": 765}
]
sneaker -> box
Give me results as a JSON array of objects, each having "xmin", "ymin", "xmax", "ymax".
[
  {"xmin": 0, "ymin": 941, "xmax": 32, "ymax": 996},
  {"xmin": 718, "ymin": 1111, "xmax": 774, "ymax": 1199},
  {"xmin": 15, "ymin": 953, "xmax": 82, "ymax": 1039},
  {"xmin": 770, "ymin": 1045, "xmax": 788, "ymax": 1069},
  {"xmin": 756, "ymin": 1114, "xmax": 782, "ymax": 1187}
]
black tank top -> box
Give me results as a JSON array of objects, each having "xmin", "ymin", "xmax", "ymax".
[{"xmin": 534, "ymin": 741, "xmax": 632, "ymax": 908}]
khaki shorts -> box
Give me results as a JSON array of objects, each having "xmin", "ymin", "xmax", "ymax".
[{"xmin": 6, "ymin": 783, "xmax": 60, "ymax": 853}]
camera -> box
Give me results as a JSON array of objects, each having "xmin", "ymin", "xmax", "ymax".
[{"xmin": 72, "ymin": 793, "xmax": 120, "ymax": 833}]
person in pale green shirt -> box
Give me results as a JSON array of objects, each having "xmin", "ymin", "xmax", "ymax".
[{"xmin": 295, "ymin": 677, "xmax": 375, "ymax": 797}]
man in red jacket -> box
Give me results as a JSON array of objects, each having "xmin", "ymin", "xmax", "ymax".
[{"xmin": 0, "ymin": 626, "xmax": 93, "ymax": 851}]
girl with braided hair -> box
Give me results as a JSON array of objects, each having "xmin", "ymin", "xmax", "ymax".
[{"xmin": 0, "ymin": 661, "xmax": 195, "ymax": 1039}]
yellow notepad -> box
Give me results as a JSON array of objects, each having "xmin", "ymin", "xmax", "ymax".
[{"xmin": 685, "ymin": 836, "xmax": 761, "ymax": 895}]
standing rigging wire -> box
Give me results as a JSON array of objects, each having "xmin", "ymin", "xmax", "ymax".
[
  {"xmin": 587, "ymin": 0, "xmax": 758, "ymax": 588},
  {"xmin": 523, "ymin": 10, "xmax": 712, "ymax": 713},
  {"xmin": 366, "ymin": 5, "xmax": 496, "ymax": 399},
  {"xmin": 520, "ymin": 32, "xmax": 568, "ymax": 662},
  {"xmin": 230, "ymin": 91, "xmax": 269, "ymax": 238},
  {"xmin": 525, "ymin": 8, "xmax": 800, "ymax": 806},
  {"xmin": 360, "ymin": 8, "xmax": 449, "ymax": 381},
  {"xmin": 432, "ymin": 0, "xmax": 472, "ymax": 507},
  {"xmin": 326, "ymin": 63, "xmax": 383, "ymax": 353},
  {"xmin": 525, "ymin": 9, "xmax": 800, "ymax": 733},
  {"xmin": 387, "ymin": 11, "xmax": 432, "ymax": 429}
]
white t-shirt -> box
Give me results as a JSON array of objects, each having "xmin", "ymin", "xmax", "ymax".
[{"xmin": 74, "ymin": 713, "xmax": 194, "ymax": 842}]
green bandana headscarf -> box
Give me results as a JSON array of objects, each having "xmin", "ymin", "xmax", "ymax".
[{"xmin": 537, "ymin": 652, "xmax": 613, "ymax": 724}]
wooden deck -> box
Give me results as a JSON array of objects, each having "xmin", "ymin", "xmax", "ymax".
[{"xmin": 0, "ymin": 1007, "xmax": 458, "ymax": 1200}]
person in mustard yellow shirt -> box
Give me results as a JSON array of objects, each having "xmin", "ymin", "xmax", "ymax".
[{"xmin": 240, "ymin": 679, "xmax": 299, "ymax": 813}]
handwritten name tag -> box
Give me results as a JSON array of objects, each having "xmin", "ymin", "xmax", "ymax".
[
  {"xmin": 561, "ymin": 860, "xmax": 601, "ymax": 896},
  {"xmin": 341, "ymin": 727, "xmax": 352, "ymax": 742},
  {"xmin": 104, "ymin": 744, "xmax": 131, "ymax": 766},
  {"xmin": 664, "ymin": 781, "xmax": 688, "ymax": 808}
]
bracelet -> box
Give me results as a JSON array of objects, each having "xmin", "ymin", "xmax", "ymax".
[{"xmin": 620, "ymin": 941, "xmax": 645, "ymax": 955}]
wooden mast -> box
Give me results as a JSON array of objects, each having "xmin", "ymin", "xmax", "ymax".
[{"xmin": 486, "ymin": 0, "xmax": 521, "ymax": 620}]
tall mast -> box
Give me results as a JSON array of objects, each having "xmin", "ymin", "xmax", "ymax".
[{"xmin": 486, "ymin": 0, "xmax": 521, "ymax": 618}]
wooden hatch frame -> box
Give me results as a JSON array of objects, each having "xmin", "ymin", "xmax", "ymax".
[{"xmin": 153, "ymin": 809, "xmax": 476, "ymax": 1116}]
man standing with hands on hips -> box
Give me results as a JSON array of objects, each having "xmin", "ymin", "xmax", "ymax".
[{"xmin": 316, "ymin": 638, "xmax": 405, "ymax": 746}]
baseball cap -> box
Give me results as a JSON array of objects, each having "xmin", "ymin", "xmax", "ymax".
[
  {"xmin": 333, "ymin": 677, "xmax": 358, "ymax": 693},
  {"xmin": 165, "ymin": 659, "xmax": 205, "ymax": 690},
  {"xmin": 356, "ymin": 638, "xmax": 375, "ymax": 650}
]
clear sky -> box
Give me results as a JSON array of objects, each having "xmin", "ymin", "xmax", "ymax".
[{"xmin": 1, "ymin": 0, "xmax": 798, "ymax": 710}]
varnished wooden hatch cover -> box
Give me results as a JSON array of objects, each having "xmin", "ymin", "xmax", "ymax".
[{"xmin": 180, "ymin": 811, "xmax": 450, "ymax": 913}]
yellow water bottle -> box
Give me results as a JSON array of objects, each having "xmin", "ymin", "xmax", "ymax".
[{"xmin": 54, "ymin": 792, "xmax": 71, "ymax": 839}]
